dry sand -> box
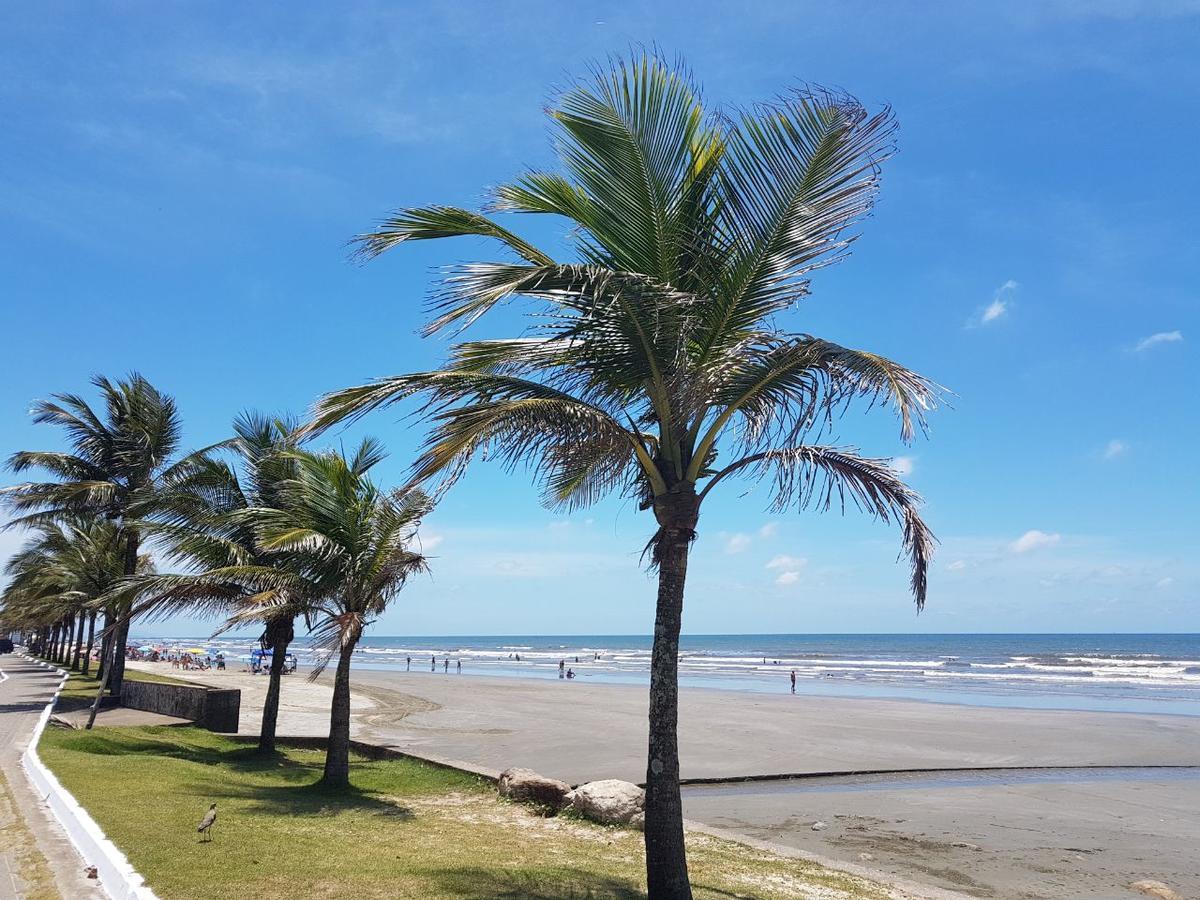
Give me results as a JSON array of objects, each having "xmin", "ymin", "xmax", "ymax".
[{"xmin": 129, "ymin": 662, "xmax": 1200, "ymax": 899}]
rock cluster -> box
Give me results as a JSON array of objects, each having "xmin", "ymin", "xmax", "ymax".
[{"xmin": 496, "ymin": 768, "xmax": 646, "ymax": 828}]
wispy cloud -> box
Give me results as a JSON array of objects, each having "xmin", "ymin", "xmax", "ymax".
[
  {"xmin": 766, "ymin": 554, "xmax": 806, "ymax": 586},
  {"xmin": 724, "ymin": 533, "xmax": 752, "ymax": 554},
  {"xmin": 1102, "ymin": 439, "xmax": 1127, "ymax": 460},
  {"xmin": 946, "ymin": 559, "xmax": 968, "ymax": 571},
  {"xmin": 892, "ymin": 456, "xmax": 916, "ymax": 476},
  {"xmin": 766, "ymin": 555, "xmax": 807, "ymax": 570},
  {"xmin": 1009, "ymin": 529, "xmax": 1062, "ymax": 553},
  {"xmin": 1134, "ymin": 330, "xmax": 1183, "ymax": 352},
  {"xmin": 969, "ymin": 279, "xmax": 1017, "ymax": 327}
]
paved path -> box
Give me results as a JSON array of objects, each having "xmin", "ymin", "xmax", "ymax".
[{"xmin": 0, "ymin": 654, "xmax": 102, "ymax": 900}]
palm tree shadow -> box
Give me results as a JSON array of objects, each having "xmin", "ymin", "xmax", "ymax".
[
  {"xmin": 60, "ymin": 729, "xmax": 412, "ymax": 819},
  {"xmin": 425, "ymin": 867, "xmax": 643, "ymax": 899}
]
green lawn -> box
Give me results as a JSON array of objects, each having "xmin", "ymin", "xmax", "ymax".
[{"xmin": 38, "ymin": 726, "xmax": 891, "ymax": 900}]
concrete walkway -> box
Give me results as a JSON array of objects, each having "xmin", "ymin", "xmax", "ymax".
[{"xmin": 0, "ymin": 654, "xmax": 103, "ymax": 900}]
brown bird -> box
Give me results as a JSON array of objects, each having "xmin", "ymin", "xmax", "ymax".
[{"xmin": 196, "ymin": 803, "xmax": 217, "ymax": 841}]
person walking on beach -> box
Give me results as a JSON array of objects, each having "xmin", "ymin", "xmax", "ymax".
[
  {"xmin": 790, "ymin": 669, "xmax": 796, "ymax": 693},
  {"xmin": 456, "ymin": 659, "xmax": 461, "ymax": 673},
  {"xmin": 406, "ymin": 655, "xmax": 411, "ymax": 671},
  {"xmin": 559, "ymin": 659, "xmax": 565, "ymax": 678},
  {"xmin": 431, "ymin": 655, "xmax": 436, "ymax": 671},
  {"xmin": 443, "ymin": 658, "xmax": 449, "ymax": 673}
]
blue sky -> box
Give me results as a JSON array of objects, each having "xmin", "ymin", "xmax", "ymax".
[{"xmin": 2, "ymin": 1, "xmax": 1197, "ymax": 636}]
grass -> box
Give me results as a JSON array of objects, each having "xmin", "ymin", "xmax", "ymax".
[{"xmin": 38, "ymin": 725, "xmax": 893, "ymax": 900}]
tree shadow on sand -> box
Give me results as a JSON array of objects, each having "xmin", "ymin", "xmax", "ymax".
[{"xmin": 424, "ymin": 867, "xmax": 644, "ymax": 899}]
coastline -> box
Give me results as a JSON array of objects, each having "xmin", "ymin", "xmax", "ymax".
[{"xmin": 128, "ymin": 660, "xmax": 1200, "ymax": 898}]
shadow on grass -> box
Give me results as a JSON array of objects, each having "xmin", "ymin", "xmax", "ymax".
[
  {"xmin": 51, "ymin": 728, "xmax": 414, "ymax": 819},
  {"xmin": 425, "ymin": 867, "xmax": 644, "ymax": 899}
]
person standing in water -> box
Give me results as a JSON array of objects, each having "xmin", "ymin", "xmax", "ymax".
[
  {"xmin": 431, "ymin": 655, "xmax": 436, "ymax": 671},
  {"xmin": 559, "ymin": 659, "xmax": 565, "ymax": 679},
  {"xmin": 406, "ymin": 655, "xmax": 411, "ymax": 671},
  {"xmin": 443, "ymin": 658, "xmax": 449, "ymax": 673},
  {"xmin": 456, "ymin": 659, "xmax": 461, "ymax": 673},
  {"xmin": 790, "ymin": 669, "xmax": 796, "ymax": 693}
]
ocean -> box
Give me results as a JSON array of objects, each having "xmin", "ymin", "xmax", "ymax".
[{"xmin": 135, "ymin": 632, "xmax": 1200, "ymax": 716}]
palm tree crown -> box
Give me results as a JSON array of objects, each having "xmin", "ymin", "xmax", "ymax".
[{"xmin": 310, "ymin": 56, "xmax": 938, "ymax": 601}]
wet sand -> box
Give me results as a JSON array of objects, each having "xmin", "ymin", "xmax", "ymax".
[{"xmin": 130, "ymin": 662, "xmax": 1200, "ymax": 898}]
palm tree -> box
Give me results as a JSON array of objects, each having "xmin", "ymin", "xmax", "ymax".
[
  {"xmin": 307, "ymin": 55, "xmax": 940, "ymax": 897},
  {"xmin": 133, "ymin": 412, "xmax": 306, "ymax": 754},
  {"xmin": 2, "ymin": 374, "xmax": 190, "ymax": 701},
  {"xmin": 245, "ymin": 441, "xmax": 431, "ymax": 788},
  {"xmin": 1, "ymin": 518, "xmax": 148, "ymax": 672}
]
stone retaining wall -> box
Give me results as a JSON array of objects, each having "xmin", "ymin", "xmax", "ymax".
[{"xmin": 120, "ymin": 681, "xmax": 240, "ymax": 733}]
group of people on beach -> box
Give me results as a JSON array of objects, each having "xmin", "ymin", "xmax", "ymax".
[{"xmin": 404, "ymin": 655, "xmax": 463, "ymax": 673}]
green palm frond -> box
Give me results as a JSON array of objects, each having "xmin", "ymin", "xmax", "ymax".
[
  {"xmin": 353, "ymin": 205, "xmax": 553, "ymax": 266},
  {"xmin": 310, "ymin": 53, "xmax": 940, "ymax": 608}
]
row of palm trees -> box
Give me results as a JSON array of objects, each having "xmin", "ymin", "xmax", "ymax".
[
  {"xmin": 2, "ymin": 55, "xmax": 941, "ymax": 898},
  {"xmin": 0, "ymin": 381, "xmax": 431, "ymax": 786}
]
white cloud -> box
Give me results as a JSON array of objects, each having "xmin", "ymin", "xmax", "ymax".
[
  {"xmin": 1103, "ymin": 439, "xmax": 1127, "ymax": 460},
  {"xmin": 947, "ymin": 559, "xmax": 968, "ymax": 571},
  {"xmin": 724, "ymin": 533, "xmax": 752, "ymax": 554},
  {"xmin": 1134, "ymin": 330, "xmax": 1183, "ymax": 352},
  {"xmin": 892, "ymin": 456, "xmax": 916, "ymax": 476},
  {"xmin": 1156, "ymin": 576, "xmax": 1174, "ymax": 589},
  {"xmin": 1009, "ymin": 530, "xmax": 1062, "ymax": 554},
  {"xmin": 982, "ymin": 298, "xmax": 1007, "ymax": 323},
  {"xmin": 420, "ymin": 533, "xmax": 444, "ymax": 551},
  {"xmin": 766, "ymin": 554, "xmax": 807, "ymax": 571},
  {"xmin": 774, "ymin": 570, "xmax": 801, "ymax": 586},
  {"xmin": 758, "ymin": 522, "xmax": 779, "ymax": 538},
  {"xmin": 971, "ymin": 279, "xmax": 1017, "ymax": 327}
]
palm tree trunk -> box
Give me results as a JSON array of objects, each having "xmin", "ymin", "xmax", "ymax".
[
  {"xmin": 644, "ymin": 491, "xmax": 698, "ymax": 900},
  {"xmin": 82, "ymin": 612, "xmax": 96, "ymax": 676},
  {"xmin": 257, "ymin": 616, "xmax": 295, "ymax": 755},
  {"xmin": 50, "ymin": 623, "xmax": 61, "ymax": 664},
  {"xmin": 97, "ymin": 610, "xmax": 112, "ymax": 682},
  {"xmin": 108, "ymin": 529, "xmax": 139, "ymax": 697},
  {"xmin": 320, "ymin": 640, "xmax": 358, "ymax": 788},
  {"xmin": 71, "ymin": 613, "xmax": 85, "ymax": 670},
  {"xmin": 86, "ymin": 610, "xmax": 128, "ymax": 730}
]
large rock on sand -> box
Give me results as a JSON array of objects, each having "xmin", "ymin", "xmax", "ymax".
[
  {"xmin": 565, "ymin": 779, "xmax": 645, "ymax": 827},
  {"xmin": 497, "ymin": 767, "xmax": 571, "ymax": 808}
]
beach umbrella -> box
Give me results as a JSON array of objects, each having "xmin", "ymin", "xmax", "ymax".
[{"xmin": 137, "ymin": 645, "xmax": 156, "ymax": 651}]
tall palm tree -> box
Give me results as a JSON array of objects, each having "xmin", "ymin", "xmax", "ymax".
[
  {"xmin": 2, "ymin": 374, "xmax": 190, "ymax": 700},
  {"xmin": 307, "ymin": 55, "xmax": 940, "ymax": 897},
  {"xmin": 244, "ymin": 441, "xmax": 431, "ymax": 788},
  {"xmin": 132, "ymin": 412, "xmax": 306, "ymax": 754}
]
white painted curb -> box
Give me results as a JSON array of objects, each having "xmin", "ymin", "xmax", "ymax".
[{"xmin": 18, "ymin": 652, "xmax": 160, "ymax": 900}]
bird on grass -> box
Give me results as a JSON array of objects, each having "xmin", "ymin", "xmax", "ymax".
[{"xmin": 196, "ymin": 803, "xmax": 217, "ymax": 841}]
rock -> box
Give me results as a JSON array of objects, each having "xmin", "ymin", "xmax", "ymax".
[
  {"xmin": 565, "ymin": 779, "xmax": 645, "ymax": 826},
  {"xmin": 497, "ymin": 767, "xmax": 571, "ymax": 808},
  {"xmin": 951, "ymin": 841, "xmax": 981, "ymax": 851},
  {"xmin": 810, "ymin": 820, "xmax": 828, "ymax": 831},
  {"xmin": 857, "ymin": 852, "xmax": 874, "ymax": 862},
  {"xmin": 1130, "ymin": 880, "xmax": 1183, "ymax": 900},
  {"xmin": 84, "ymin": 866, "xmax": 98, "ymax": 879}
]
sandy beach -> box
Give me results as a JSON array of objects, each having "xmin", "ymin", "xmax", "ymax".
[{"xmin": 129, "ymin": 661, "xmax": 1200, "ymax": 899}]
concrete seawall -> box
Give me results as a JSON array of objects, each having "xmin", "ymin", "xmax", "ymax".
[{"xmin": 120, "ymin": 681, "xmax": 240, "ymax": 733}]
